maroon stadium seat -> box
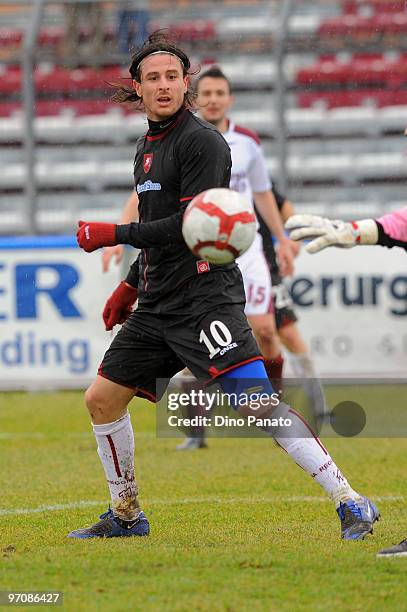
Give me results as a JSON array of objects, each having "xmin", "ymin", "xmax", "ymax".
[
  {"xmin": 0, "ymin": 29, "xmax": 22, "ymax": 47},
  {"xmin": 297, "ymin": 89, "xmax": 405, "ymax": 109},
  {"xmin": 0, "ymin": 98, "xmax": 131, "ymax": 117}
]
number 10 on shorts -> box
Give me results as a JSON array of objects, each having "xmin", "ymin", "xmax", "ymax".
[{"xmin": 199, "ymin": 320, "xmax": 233, "ymax": 359}]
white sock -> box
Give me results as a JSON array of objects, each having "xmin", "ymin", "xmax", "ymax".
[
  {"xmin": 92, "ymin": 411, "xmax": 140, "ymax": 520},
  {"xmin": 269, "ymin": 402, "xmax": 361, "ymax": 507},
  {"xmin": 289, "ymin": 352, "xmax": 327, "ymax": 417}
]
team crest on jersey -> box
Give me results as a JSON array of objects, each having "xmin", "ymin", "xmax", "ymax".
[
  {"xmin": 196, "ymin": 260, "xmax": 210, "ymax": 274},
  {"xmin": 143, "ymin": 154, "xmax": 153, "ymax": 174}
]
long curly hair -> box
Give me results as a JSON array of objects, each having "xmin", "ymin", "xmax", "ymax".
[{"xmin": 111, "ymin": 31, "xmax": 198, "ymax": 109}]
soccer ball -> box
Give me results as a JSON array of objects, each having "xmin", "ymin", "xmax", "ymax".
[{"xmin": 182, "ymin": 188, "xmax": 257, "ymax": 264}]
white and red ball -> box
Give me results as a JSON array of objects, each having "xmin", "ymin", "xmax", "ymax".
[{"xmin": 182, "ymin": 188, "xmax": 257, "ymax": 264}]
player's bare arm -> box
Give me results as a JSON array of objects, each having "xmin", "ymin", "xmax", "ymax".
[
  {"xmin": 278, "ymin": 198, "xmax": 301, "ymax": 257},
  {"xmin": 253, "ymin": 190, "xmax": 294, "ymax": 276},
  {"xmin": 280, "ymin": 198, "xmax": 295, "ymax": 222}
]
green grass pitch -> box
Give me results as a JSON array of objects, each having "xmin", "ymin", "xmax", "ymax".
[{"xmin": 1, "ymin": 389, "xmax": 406, "ymax": 611}]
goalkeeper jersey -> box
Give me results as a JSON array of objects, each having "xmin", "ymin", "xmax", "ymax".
[{"xmin": 377, "ymin": 208, "xmax": 407, "ymax": 249}]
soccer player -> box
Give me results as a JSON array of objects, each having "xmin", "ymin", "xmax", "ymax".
[
  {"xmin": 287, "ymin": 208, "xmax": 407, "ymax": 556},
  {"xmin": 104, "ymin": 65, "xmax": 295, "ymax": 449},
  {"xmin": 72, "ymin": 33, "xmax": 378, "ymax": 540},
  {"xmin": 173, "ymin": 67, "xmax": 302, "ymax": 450},
  {"xmin": 196, "ymin": 66, "xmax": 293, "ymax": 388},
  {"xmin": 257, "ymin": 187, "xmax": 327, "ymax": 420}
]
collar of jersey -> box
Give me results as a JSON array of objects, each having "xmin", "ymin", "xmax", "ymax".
[{"xmin": 146, "ymin": 105, "xmax": 187, "ymax": 141}]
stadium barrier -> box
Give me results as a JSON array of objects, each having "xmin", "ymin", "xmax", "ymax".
[
  {"xmin": 0, "ymin": 235, "xmax": 120, "ymax": 390},
  {"xmin": 286, "ymin": 244, "xmax": 407, "ymax": 377},
  {"xmin": 0, "ymin": 236, "xmax": 406, "ymax": 390}
]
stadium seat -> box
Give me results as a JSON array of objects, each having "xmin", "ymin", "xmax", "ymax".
[
  {"xmin": 2, "ymin": 104, "xmax": 407, "ymax": 146},
  {"xmin": 0, "ymin": 101, "xmax": 21, "ymax": 117},
  {"xmin": 297, "ymin": 90, "xmax": 407, "ymax": 109},
  {"xmin": 0, "ymin": 29, "xmax": 22, "ymax": 47},
  {"xmin": 318, "ymin": 11, "xmax": 407, "ymax": 38},
  {"xmin": 0, "ymin": 100, "xmax": 127, "ymax": 118},
  {"xmin": 2, "ymin": 148, "xmax": 406, "ymax": 191},
  {"xmin": 1, "ymin": 0, "xmax": 406, "ymax": 237},
  {"xmin": 296, "ymin": 52, "xmax": 407, "ymax": 110},
  {"xmin": 38, "ymin": 27, "xmax": 65, "ymax": 47},
  {"xmin": 166, "ymin": 20, "xmax": 216, "ymax": 42}
]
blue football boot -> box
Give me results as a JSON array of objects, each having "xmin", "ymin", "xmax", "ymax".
[
  {"xmin": 337, "ymin": 496, "xmax": 380, "ymax": 540},
  {"xmin": 67, "ymin": 508, "xmax": 150, "ymax": 539}
]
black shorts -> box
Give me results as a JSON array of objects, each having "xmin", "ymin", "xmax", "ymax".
[
  {"xmin": 98, "ymin": 269, "xmax": 261, "ymax": 401},
  {"xmin": 270, "ymin": 271, "xmax": 298, "ymax": 330}
]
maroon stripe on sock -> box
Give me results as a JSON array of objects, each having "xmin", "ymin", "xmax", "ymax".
[
  {"xmin": 288, "ymin": 408, "xmax": 328, "ymax": 456},
  {"xmin": 264, "ymin": 355, "xmax": 284, "ymax": 381},
  {"xmin": 106, "ymin": 434, "xmax": 122, "ymax": 478}
]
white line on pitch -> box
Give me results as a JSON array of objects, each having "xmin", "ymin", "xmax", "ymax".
[
  {"xmin": 0, "ymin": 432, "xmax": 155, "ymax": 439},
  {"xmin": 0, "ymin": 500, "xmax": 108, "ymax": 516},
  {"xmin": 0, "ymin": 495, "xmax": 404, "ymax": 517}
]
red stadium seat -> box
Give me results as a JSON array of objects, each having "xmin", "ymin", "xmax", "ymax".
[
  {"xmin": 365, "ymin": 1, "xmax": 407, "ymax": 12},
  {"xmin": 297, "ymin": 55, "xmax": 407, "ymax": 89},
  {"xmin": 318, "ymin": 17, "xmax": 351, "ymax": 37},
  {"xmin": 342, "ymin": 0, "xmax": 407, "ymax": 14},
  {"xmin": 38, "ymin": 27, "xmax": 65, "ymax": 47},
  {"xmin": 342, "ymin": 1, "xmax": 359, "ymax": 14},
  {"xmin": 35, "ymin": 99, "xmax": 121, "ymax": 116},
  {"xmin": 0, "ymin": 25, "xmax": 115, "ymax": 50},
  {"xmin": 0, "ymin": 98, "xmax": 130, "ymax": 117},
  {"xmin": 0, "ymin": 68, "xmax": 21, "ymax": 94},
  {"xmin": 0, "ymin": 65, "xmax": 134, "ymax": 96},
  {"xmin": 0, "ymin": 29, "xmax": 22, "ymax": 47},
  {"xmin": 0, "ymin": 101, "xmax": 22, "ymax": 117},
  {"xmin": 166, "ymin": 20, "xmax": 215, "ymax": 42},
  {"xmin": 297, "ymin": 89, "xmax": 405, "ymax": 109},
  {"xmin": 319, "ymin": 11, "xmax": 407, "ymax": 38},
  {"xmin": 375, "ymin": 11, "xmax": 407, "ymax": 34}
]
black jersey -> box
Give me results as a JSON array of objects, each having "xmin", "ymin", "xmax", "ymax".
[
  {"xmin": 376, "ymin": 221, "xmax": 407, "ymax": 250},
  {"xmin": 115, "ymin": 106, "xmax": 233, "ymax": 312},
  {"xmin": 255, "ymin": 186, "xmax": 285, "ymax": 273}
]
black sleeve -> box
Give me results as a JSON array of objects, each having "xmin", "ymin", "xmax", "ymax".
[
  {"xmin": 115, "ymin": 128, "xmax": 231, "ymax": 249},
  {"xmin": 124, "ymin": 252, "xmax": 141, "ymax": 288},
  {"xmin": 116, "ymin": 214, "xmax": 185, "ymax": 248},
  {"xmin": 271, "ymin": 185, "xmax": 286, "ymax": 211},
  {"xmin": 376, "ymin": 221, "xmax": 407, "ymax": 250},
  {"xmin": 179, "ymin": 127, "xmax": 231, "ymax": 199}
]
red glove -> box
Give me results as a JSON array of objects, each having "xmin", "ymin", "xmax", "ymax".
[
  {"xmin": 103, "ymin": 281, "xmax": 138, "ymax": 331},
  {"xmin": 77, "ymin": 221, "xmax": 117, "ymax": 252}
]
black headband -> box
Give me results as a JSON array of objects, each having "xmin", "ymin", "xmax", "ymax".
[{"xmin": 130, "ymin": 46, "xmax": 190, "ymax": 79}]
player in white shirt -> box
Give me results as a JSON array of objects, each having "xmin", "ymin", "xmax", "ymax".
[
  {"xmin": 227, "ymin": 119, "xmax": 278, "ymax": 315},
  {"xmin": 196, "ymin": 66, "xmax": 294, "ymax": 395}
]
